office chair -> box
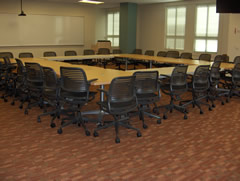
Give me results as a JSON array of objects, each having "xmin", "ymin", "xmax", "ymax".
[
  {"xmin": 213, "ymin": 55, "xmax": 223, "ymax": 62},
  {"xmin": 157, "ymin": 51, "xmax": 167, "ymax": 57},
  {"xmin": 24, "ymin": 63, "xmax": 44, "ymax": 115},
  {"xmin": 180, "ymin": 52, "xmax": 192, "ymax": 59},
  {"xmin": 11, "ymin": 59, "xmax": 27, "ymax": 108},
  {"xmin": 43, "ymin": 51, "xmax": 57, "ymax": 57},
  {"xmin": 183, "ymin": 65, "xmax": 212, "ymax": 114},
  {"xmin": 19, "ymin": 52, "xmax": 34, "ymax": 58},
  {"xmin": 37, "ymin": 67, "xmax": 61, "ymax": 128},
  {"xmin": 140, "ymin": 50, "xmax": 155, "ymax": 68},
  {"xmin": 57, "ymin": 67, "xmax": 97, "ymax": 136},
  {"xmin": 199, "ymin": 53, "xmax": 211, "ymax": 61},
  {"xmin": 83, "ymin": 49, "xmax": 96, "ymax": 65},
  {"xmin": 112, "ymin": 49, "xmax": 124, "ymax": 70},
  {"xmin": 229, "ymin": 63, "xmax": 240, "ymax": 97},
  {"xmin": 98, "ymin": 48, "xmax": 111, "ymax": 68},
  {"xmin": 155, "ymin": 65, "xmax": 189, "ymax": 119},
  {"xmin": 0, "ymin": 52, "xmax": 14, "ymax": 58},
  {"xmin": 166, "ymin": 51, "xmax": 179, "ymax": 58},
  {"xmin": 233, "ymin": 56, "xmax": 240, "ymax": 64},
  {"xmin": 209, "ymin": 61, "xmax": 230, "ymax": 107},
  {"xmin": 133, "ymin": 71, "xmax": 161, "ymax": 128},
  {"xmin": 93, "ymin": 76, "xmax": 142, "ymax": 143},
  {"xmin": 64, "ymin": 50, "xmax": 77, "ymax": 56}
]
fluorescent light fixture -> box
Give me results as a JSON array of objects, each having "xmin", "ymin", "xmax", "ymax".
[{"xmin": 78, "ymin": 0, "xmax": 104, "ymax": 5}]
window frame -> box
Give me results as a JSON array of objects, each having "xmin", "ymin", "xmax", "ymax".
[
  {"xmin": 194, "ymin": 5, "xmax": 220, "ymax": 53},
  {"xmin": 106, "ymin": 10, "xmax": 120, "ymax": 47},
  {"xmin": 165, "ymin": 6, "xmax": 186, "ymax": 50}
]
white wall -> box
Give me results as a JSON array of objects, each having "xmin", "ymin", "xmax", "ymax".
[
  {"xmin": 0, "ymin": 0, "xmax": 106, "ymax": 58},
  {"xmin": 136, "ymin": 0, "xmax": 236, "ymax": 60}
]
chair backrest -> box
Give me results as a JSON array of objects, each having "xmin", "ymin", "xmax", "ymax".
[
  {"xmin": 144, "ymin": 50, "xmax": 154, "ymax": 56},
  {"xmin": 166, "ymin": 51, "xmax": 179, "ymax": 58},
  {"xmin": 19, "ymin": 52, "xmax": 34, "ymax": 58},
  {"xmin": 25, "ymin": 62, "xmax": 44, "ymax": 83},
  {"xmin": 133, "ymin": 71, "xmax": 159, "ymax": 95},
  {"xmin": 157, "ymin": 51, "xmax": 167, "ymax": 57},
  {"xmin": 193, "ymin": 65, "xmax": 210, "ymax": 91},
  {"xmin": 15, "ymin": 58, "xmax": 26, "ymax": 75},
  {"xmin": 132, "ymin": 49, "xmax": 142, "ymax": 55},
  {"xmin": 209, "ymin": 61, "xmax": 221, "ymax": 85},
  {"xmin": 213, "ymin": 55, "xmax": 223, "ymax": 62},
  {"xmin": 83, "ymin": 49, "xmax": 95, "ymax": 55},
  {"xmin": 233, "ymin": 56, "xmax": 240, "ymax": 64},
  {"xmin": 42, "ymin": 67, "xmax": 58, "ymax": 90},
  {"xmin": 232, "ymin": 63, "xmax": 240, "ymax": 87},
  {"xmin": 170, "ymin": 65, "xmax": 188, "ymax": 93},
  {"xmin": 0, "ymin": 52, "xmax": 14, "ymax": 58},
  {"xmin": 43, "ymin": 51, "xmax": 57, "ymax": 57},
  {"xmin": 98, "ymin": 48, "xmax": 110, "ymax": 55},
  {"xmin": 60, "ymin": 67, "xmax": 89, "ymax": 93},
  {"xmin": 199, "ymin": 53, "xmax": 211, "ymax": 61},
  {"xmin": 180, "ymin": 52, "xmax": 192, "ymax": 59},
  {"xmin": 221, "ymin": 54, "xmax": 229, "ymax": 62},
  {"xmin": 64, "ymin": 50, "xmax": 77, "ymax": 56},
  {"xmin": 112, "ymin": 49, "xmax": 122, "ymax": 54},
  {"xmin": 108, "ymin": 76, "xmax": 137, "ymax": 114}
]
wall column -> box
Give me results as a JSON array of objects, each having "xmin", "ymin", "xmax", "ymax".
[{"xmin": 120, "ymin": 3, "xmax": 137, "ymax": 53}]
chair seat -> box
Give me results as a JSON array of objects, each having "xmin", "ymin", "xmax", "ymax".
[
  {"xmin": 136, "ymin": 93, "xmax": 159, "ymax": 104},
  {"xmin": 61, "ymin": 91, "xmax": 96, "ymax": 104}
]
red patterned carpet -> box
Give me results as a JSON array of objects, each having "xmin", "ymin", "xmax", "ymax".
[{"xmin": 0, "ymin": 89, "xmax": 240, "ymax": 180}]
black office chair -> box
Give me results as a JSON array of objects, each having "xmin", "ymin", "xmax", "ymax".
[
  {"xmin": 155, "ymin": 65, "xmax": 189, "ymax": 119},
  {"xmin": 64, "ymin": 50, "xmax": 77, "ymax": 56},
  {"xmin": 184, "ymin": 65, "xmax": 212, "ymax": 114},
  {"xmin": 233, "ymin": 56, "xmax": 240, "ymax": 64},
  {"xmin": 180, "ymin": 52, "xmax": 192, "ymax": 59},
  {"xmin": 83, "ymin": 49, "xmax": 96, "ymax": 65},
  {"xmin": 98, "ymin": 48, "xmax": 111, "ymax": 68},
  {"xmin": 57, "ymin": 67, "xmax": 97, "ymax": 136},
  {"xmin": 37, "ymin": 67, "xmax": 60, "ymax": 128},
  {"xmin": 229, "ymin": 63, "xmax": 240, "ymax": 97},
  {"xmin": 199, "ymin": 53, "xmax": 211, "ymax": 61},
  {"xmin": 132, "ymin": 49, "xmax": 142, "ymax": 55},
  {"xmin": 209, "ymin": 61, "xmax": 230, "ymax": 107},
  {"xmin": 19, "ymin": 52, "xmax": 34, "ymax": 58},
  {"xmin": 11, "ymin": 59, "xmax": 27, "ymax": 108},
  {"xmin": 112, "ymin": 49, "xmax": 124, "ymax": 70},
  {"xmin": 0, "ymin": 52, "xmax": 14, "ymax": 58},
  {"xmin": 166, "ymin": 51, "xmax": 179, "ymax": 58},
  {"xmin": 93, "ymin": 76, "xmax": 142, "ymax": 143},
  {"xmin": 213, "ymin": 55, "xmax": 223, "ymax": 62},
  {"xmin": 140, "ymin": 50, "xmax": 155, "ymax": 68},
  {"xmin": 43, "ymin": 51, "xmax": 57, "ymax": 57},
  {"xmin": 133, "ymin": 71, "xmax": 161, "ymax": 128},
  {"xmin": 157, "ymin": 51, "xmax": 167, "ymax": 57},
  {"xmin": 24, "ymin": 63, "xmax": 44, "ymax": 115}
]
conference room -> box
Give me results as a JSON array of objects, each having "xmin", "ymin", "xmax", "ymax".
[{"xmin": 1, "ymin": 0, "xmax": 240, "ymax": 180}]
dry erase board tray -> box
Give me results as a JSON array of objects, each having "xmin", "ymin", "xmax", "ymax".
[{"xmin": 0, "ymin": 13, "xmax": 84, "ymax": 46}]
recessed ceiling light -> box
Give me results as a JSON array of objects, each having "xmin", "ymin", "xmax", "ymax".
[{"xmin": 78, "ymin": 0, "xmax": 104, "ymax": 5}]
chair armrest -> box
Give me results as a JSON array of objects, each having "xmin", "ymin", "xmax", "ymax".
[
  {"xmin": 160, "ymin": 74, "xmax": 171, "ymax": 78},
  {"xmin": 88, "ymin": 78, "xmax": 98, "ymax": 83}
]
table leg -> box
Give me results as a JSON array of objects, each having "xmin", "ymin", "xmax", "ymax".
[{"xmin": 125, "ymin": 58, "xmax": 128, "ymax": 71}]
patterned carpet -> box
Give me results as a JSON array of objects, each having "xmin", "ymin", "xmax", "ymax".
[{"xmin": 1, "ymin": 85, "xmax": 240, "ymax": 180}]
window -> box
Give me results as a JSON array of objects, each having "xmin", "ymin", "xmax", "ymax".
[
  {"xmin": 165, "ymin": 7, "xmax": 186, "ymax": 50},
  {"xmin": 194, "ymin": 5, "xmax": 219, "ymax": 52},
  {"xmin": 107, "ymin": 11, "xmax": 120, "ymax": 47}
]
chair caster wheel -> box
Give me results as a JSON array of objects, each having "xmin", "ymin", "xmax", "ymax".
[
  {"xmin": 85, "ymin": 130, "xmax": 91, "ymax": 136},
  {"xmin": 143, "ymin": 124, "xmax": 148, "ymax": 129},
  {"xmin": 137, "ymin": 132, "xmax": 142, "ymax": 137},
  {"xmin": 19, "ymin": 105, "xmax": 23, "ymax": 109},
  {"xmin": 221, "ymin": 102, "xmax": 225, "ymax": 105},
  {"xmin": 50, "ymin": 123, "xmax": 56, "ymax": 128},
  {"xmin": 184, "ymin": 115, "xmax": 188, "ymax": 119},
  {"xmin": 37, "ymin": 116, "xmax": 41, "ymax": 123},
  {"xmin": 209, "ymin": 107, "xmax": 212, "ymax": 111},
  {"xmin": 157, "ymin": 119, "xmax": 162, "ymax": 124},
  {"xmin": 163, "ymin": 115, "xmax": 167, "ymax": 119},
  {"xmin": 200, "ymin": 110, "xmax": 203, "ymax": 114},
  {"xmin": 57, "ymin": 128, "xmax": 62, "ymax": 134},
  {"xmin": 115, "ymin": 137, "xmax": 120, "ymax": 143},
  {"xmin": 226, "ymin": 99, "xmax": 229, "ymax": 103},
  {"xmin": 61, "ymin": 121, "xmax": 65, "ymax": 125},
  {"xmin": 93, "ymin": 131, "xmax": 99, "ymax": 137},
  {"xmin": 24, "ymin": 110, "xmax": 28, "ymax": 115},
  {"xmin": 212, "ymin": 104, "xmax": 216, "ymax": 108},
  {"xmin": 11, "ymin": 101, "xmax": 15, "ymax": 106},
  {"xmin": 170, "ymin": 109, "xmax": 173, "ymax": 113},
  {"xmin": 4, "ymin": 99, "xmax": 8, "ymax": 102},
  {"xmin": 153, "ymin": 108, "xmax": 159, "ymax": 114}
]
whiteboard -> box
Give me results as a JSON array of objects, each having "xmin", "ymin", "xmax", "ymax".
[{"xmin": 0, "ymin": 14, "xmax": 84, "ymax": 46}]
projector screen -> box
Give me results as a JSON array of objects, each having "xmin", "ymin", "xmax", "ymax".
[{"xmin": 0, "ymin": 14, "xmax": 84, "ymax": 46}]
